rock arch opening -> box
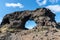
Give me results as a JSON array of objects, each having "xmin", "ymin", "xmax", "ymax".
[{"xmin": 25, "ymin": 20, "xmax": 37, "ymax": 29}]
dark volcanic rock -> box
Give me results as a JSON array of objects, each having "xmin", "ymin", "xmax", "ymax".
[
  {"xmin": 58, "ymin": 23, "xmax": 60, "ymax": 25},
  {"xmin": 1, "ymin": 8, "xmax": 57, "ymax": 29},
  {"xmin": 0, "ymin": 8, "xmax": 60, "ymax": 40},
  {"xmin": 56, "ymin": 23, "xmax": 60, "ymax": 28}
]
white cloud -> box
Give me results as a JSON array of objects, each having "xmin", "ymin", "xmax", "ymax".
[
  {"xmin": 46, "ymin": 5, "xmax": 60, "ymax": 13},
  {"xmin": 5, "ymin": 3, "xmax": 24, "ymax": 8},
  {"xmin": 49, "ymin": 0, "xmax": 58, "ymax": 4},
  {"xmin": 26, "ymin": 26, "xmax": 34, "ymax": 29},
  {"xmin": 36, "ymin": 0, "xmax": 47, "ymax": 6}
]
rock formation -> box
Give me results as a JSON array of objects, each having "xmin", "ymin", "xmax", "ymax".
[
  {"xmin": 1, "ymin": 8, "xmax": 57, "ymax": 29},
  {"xmin": 0, "ymin": 8, "xmax": 60, "ymax": 40}
]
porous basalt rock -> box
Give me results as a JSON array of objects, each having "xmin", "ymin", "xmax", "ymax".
[{"xmin": 1, "ymin": 8, "xmax": 57, "ymax": 29}]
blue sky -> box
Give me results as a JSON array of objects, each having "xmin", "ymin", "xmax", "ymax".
[{"xmin": 0, "ymin": 0, "xmax": 60, "ymax": 29}]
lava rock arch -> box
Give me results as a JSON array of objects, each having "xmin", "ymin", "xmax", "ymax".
[{"xmin": 1, "ymin": 8, "xmax": 57, "ymax": 29}]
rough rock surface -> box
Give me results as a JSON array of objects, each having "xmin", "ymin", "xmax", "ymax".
[
  {"xmin": 1, "ymin": 8, "xmax": 57, "ymax": 29},
  {"xmin": 0, "ymin": 8, "xmax": 60, "ymax": 40},
  {"xmin": 0, "ymin": 27, "xmax": 60, "ymax": 40},
  {"xmin": 58, "ymin": 23, "xmax": 60, "ymax": 25},
  {"xmin": 57, "ymin": 23, "xmax": 60, "ymax": 28}
]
